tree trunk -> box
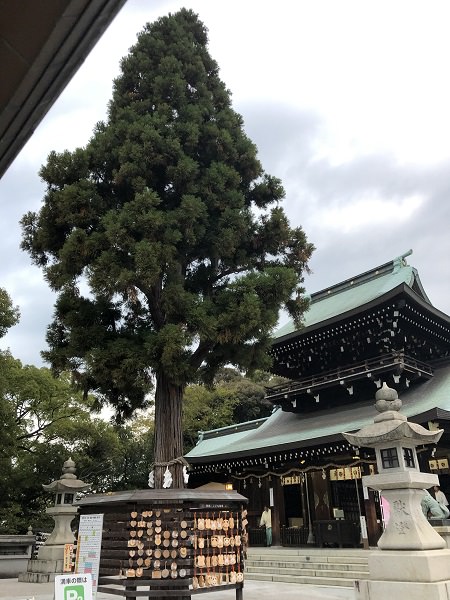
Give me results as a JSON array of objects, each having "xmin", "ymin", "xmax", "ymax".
[{"xmin": 153, "ymin": 371, "xmax": 185, "ymax": 489}]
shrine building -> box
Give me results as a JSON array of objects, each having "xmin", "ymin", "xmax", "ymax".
[{"xmin": 185, "ymin": 251, "xmax": 450, "ymax": 547}]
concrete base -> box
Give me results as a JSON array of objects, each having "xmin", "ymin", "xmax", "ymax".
[
  {"xmin": 37, "ymin": 543, "xmax": 68, "ymax": 561},
  {"xmin": 369, "ymin": 548, "xmax": 450, "ymax": 581},
  {"xmin": 355, "ymin": 578, "xmax": 450, "ymax": 599},
  {"xmin": 18, "ymin": 557, "xmax": 65, "ymax": 583},
  {"xmin": 18, "ymin": 570, "xmax": 58, "ymax": 583},
  {"xmin": 355, "ymin": 549, "xmax": 450, "ymax": 599}
]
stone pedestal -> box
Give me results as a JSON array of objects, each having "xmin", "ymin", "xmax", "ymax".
[
  {"xmin": 355, "ymin": 549, "xmax": 450, "ymax": 600},
  {"xmin": 362, "ymin": 481, "xmax": 445, "ymax": 550},
  {"xmin": 40, "ymin": 505, "xmax": 77, "ymax": 548},
  {"xmin": 18, "ymin": 506, "xmax": 77, "ymax": 583},
  {"xmin": 19, "ymin": 558, "xmax": 65, "ymax": 583}
]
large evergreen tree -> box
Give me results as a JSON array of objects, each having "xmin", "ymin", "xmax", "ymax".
[{"xmin": 21, "ymin": 9, "xmax": 314, "ymax": 488}]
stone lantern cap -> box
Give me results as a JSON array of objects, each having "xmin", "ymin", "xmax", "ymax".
[
  {"xmin": 343, "ymin": 382, "xmax": 443, "ymax": 448},
  {"xmin": 42, "ymin": 457, "xmax": 90, "ymax": 493}
]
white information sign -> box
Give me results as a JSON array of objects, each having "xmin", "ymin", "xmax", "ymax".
[
  {"xmin": 54, "ymin": 573, "xmax": 93, "ymax": 600},
  {"xmin": 75, "ymin": 514, "xmax": 104, "ymax": 598},
  {"xmin": 359, "ymin": 515, "xmax": 368, "ymax": 540}
]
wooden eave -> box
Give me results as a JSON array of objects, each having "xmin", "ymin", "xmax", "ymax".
[
  {"xmin": 266, "ymin": 351, "xmax": 433, "ymax": 408},
  {"xmin": 187, "ymin": 433, "xmax": 353, "ymax": 465}
]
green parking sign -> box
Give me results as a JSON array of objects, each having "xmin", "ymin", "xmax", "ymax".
[
  {"xmin": 65, "ymin": 584, "xmax": 84, "ymax": 600},
  {"xmin": 54, "ymin": 574, "xmax": 93, "ymax": 600}
]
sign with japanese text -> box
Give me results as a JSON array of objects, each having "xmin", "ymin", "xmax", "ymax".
[
  {"xmin": 75, "ymin": 514, "xmax": 103, "ymax": 598},
  {"xmin": 54, "ymin": 573, "xmax": 93, "ymax": 600},
  {"xmin": 281, "ymin": 474, "xmax": 302, "ymax": 486},
  {"xmin": 63, "ymin": 543, "xmax": 74, "ymax": 572}
]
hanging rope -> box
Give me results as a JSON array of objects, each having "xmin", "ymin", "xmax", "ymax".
[
  {"xmin": 230, "ymin": 458, "xmax": 376, "ymax": 481},
  {"xmin": 152, "ymin": 456, "xmax": 191, "ymax": 470}
]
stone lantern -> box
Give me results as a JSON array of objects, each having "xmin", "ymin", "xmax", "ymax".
[
  {"xmin": 19, "ymin": 458, "xmax": 90, "ymax": 583},
  {"xmin": 343, "ymin": 383, "xmax": 450, "ymax": 599}
]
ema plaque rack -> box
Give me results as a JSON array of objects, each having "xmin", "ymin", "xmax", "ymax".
[{"xmin": 76, "ymin": 489, "xmax": 248, "ymax": 599}]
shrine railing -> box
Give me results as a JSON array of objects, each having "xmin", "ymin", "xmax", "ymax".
[
  {"xmin": 266, "ymin": 352, "xmax": 433, "ymax": 402},
  {"xmin": 248, "ymin": 527, "xmax": 311, "ymax": 547},
  {"xmin": 280, "ymin": 526, "xmax": 310, "ymax": 546}
]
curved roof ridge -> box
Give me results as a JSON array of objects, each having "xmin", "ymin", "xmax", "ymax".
[
  {"xmin": 195, "ymin": 416, "xmax": 268, "ymax": 442},
  {"xmin": 273, "ymin": 250, "xmax": 434, "ymax": 339},
  {"xmin": 410, "ymin": 268, "xmax": 431, "ymax": 304},
  {"xmin": 310, "ymin": 249, "xmax": 413, "ymax": 304}
]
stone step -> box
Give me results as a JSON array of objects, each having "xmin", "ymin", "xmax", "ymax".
[
  {"xmin": 244, "ymin": 571, "xmax": 358, "ymax": 587},
  {"xmin": 246, "ymin": 565, "xmax": 367, "ymax": 578},
  {"xmin": 247, "ymin": 550, "xmax": 368, "ymax": 560},
  {"xmin": 248, "ymin": 547, "xmax": 368, "ymax": 557},
  {"xmin": 18, "ymin": 571, "xmax": 56, "ymax": 583},
  {"xmin": 245, "ymin": 559, "xmax": 369, "ymax": 572},
  {"xmin": 244, "ymin": 548, "xmax": 369, "ymax": 587}
]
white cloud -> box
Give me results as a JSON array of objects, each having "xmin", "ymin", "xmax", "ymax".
[{"xmin": 320, "ymin": 193, "xmax": 424, "ymax": 233}]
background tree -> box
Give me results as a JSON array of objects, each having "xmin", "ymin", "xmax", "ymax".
[
  {"xmin": 0, "ymin": 351, "xmax": 154, "ymax": 532},
  {"xmin": 0, "ymin": 287, "xmax": 19, "ymax": 338},
  {"xmin": 0, "ymin": 353, "xmax": 93, "ymax": 533},
  {"xmin": 21, "ymin": 9, "xmax": 314, "ymax": 488},
  {"xmin": 73, "ymin": 417, "xmax": 155, "ymax": 492},
  {"xmin": 182, "ymin": 368, "xmax": 275, "ymax": 452}
]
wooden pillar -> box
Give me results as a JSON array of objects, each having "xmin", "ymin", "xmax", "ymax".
[
  {"xmin": 361, "ymin": 463, "xmax": 381, "ymax": 546},
  {"xmin": 272, "ymin": 475, "xmax": 284, "ymax": 546},
  {"xmin": 365, "ymin": 488, "xmax": 381, "ymax": 546}
]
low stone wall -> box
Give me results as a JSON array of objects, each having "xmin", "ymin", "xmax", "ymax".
[{"xmin": 0, "ymin": 535, "xmax": 35, "ymax": 578}]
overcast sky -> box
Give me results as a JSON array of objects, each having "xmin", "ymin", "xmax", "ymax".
[{"xmin": 1, "ymin": 0, "xmax": 450, "ymax": 366}]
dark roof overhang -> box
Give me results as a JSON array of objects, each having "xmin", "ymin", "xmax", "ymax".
[
  {"xmin": 272, "ymin": 283, "xmax": 450, "ymax": 349},
  {"xmin": 0, "ymin": 0, "xmax": 127, "ymax": 178},
  {"xmin": 186, "ymin": 431, "xmax": 351, "ymax": 464}
]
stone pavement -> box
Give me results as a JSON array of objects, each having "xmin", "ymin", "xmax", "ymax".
[{"xmin": 0, "ymin": 578, "xmax": 355, "ymax": 600}]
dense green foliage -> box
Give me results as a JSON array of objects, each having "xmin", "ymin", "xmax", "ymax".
[
  {"xmin": 0, "ymin": 287, "xmax": 19, "ymax": 338},
  {"xmin": 0, "ymin": 351, "xmax": 154, "ymax": 533},
  {"xmin": 0, "ymin": 351, "xmax": 90, "ymax": 533},
  {"xmin": 21, "ymin": 9, "xmax": 313, "ymax": 486},
  {"xmin": 182, "ymin": 368, "xmax": 274, "ymax": 452},
  {"xmin": 0, "ymin": 342, "xmax": 153, "ymax": 533}
]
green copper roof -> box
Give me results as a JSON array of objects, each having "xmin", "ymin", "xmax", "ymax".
[
  {"xmin": 275, "ymin": 250, "xmax": 429, "ymax": 339},
  {"xmin": 186, "ymin": 364, "xmax": 450, "ymax": 463}
]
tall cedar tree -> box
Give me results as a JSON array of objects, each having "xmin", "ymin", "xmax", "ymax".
[{"xmin": 21, "ymin": 9, "xmax": 314, "ymax": 488}]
